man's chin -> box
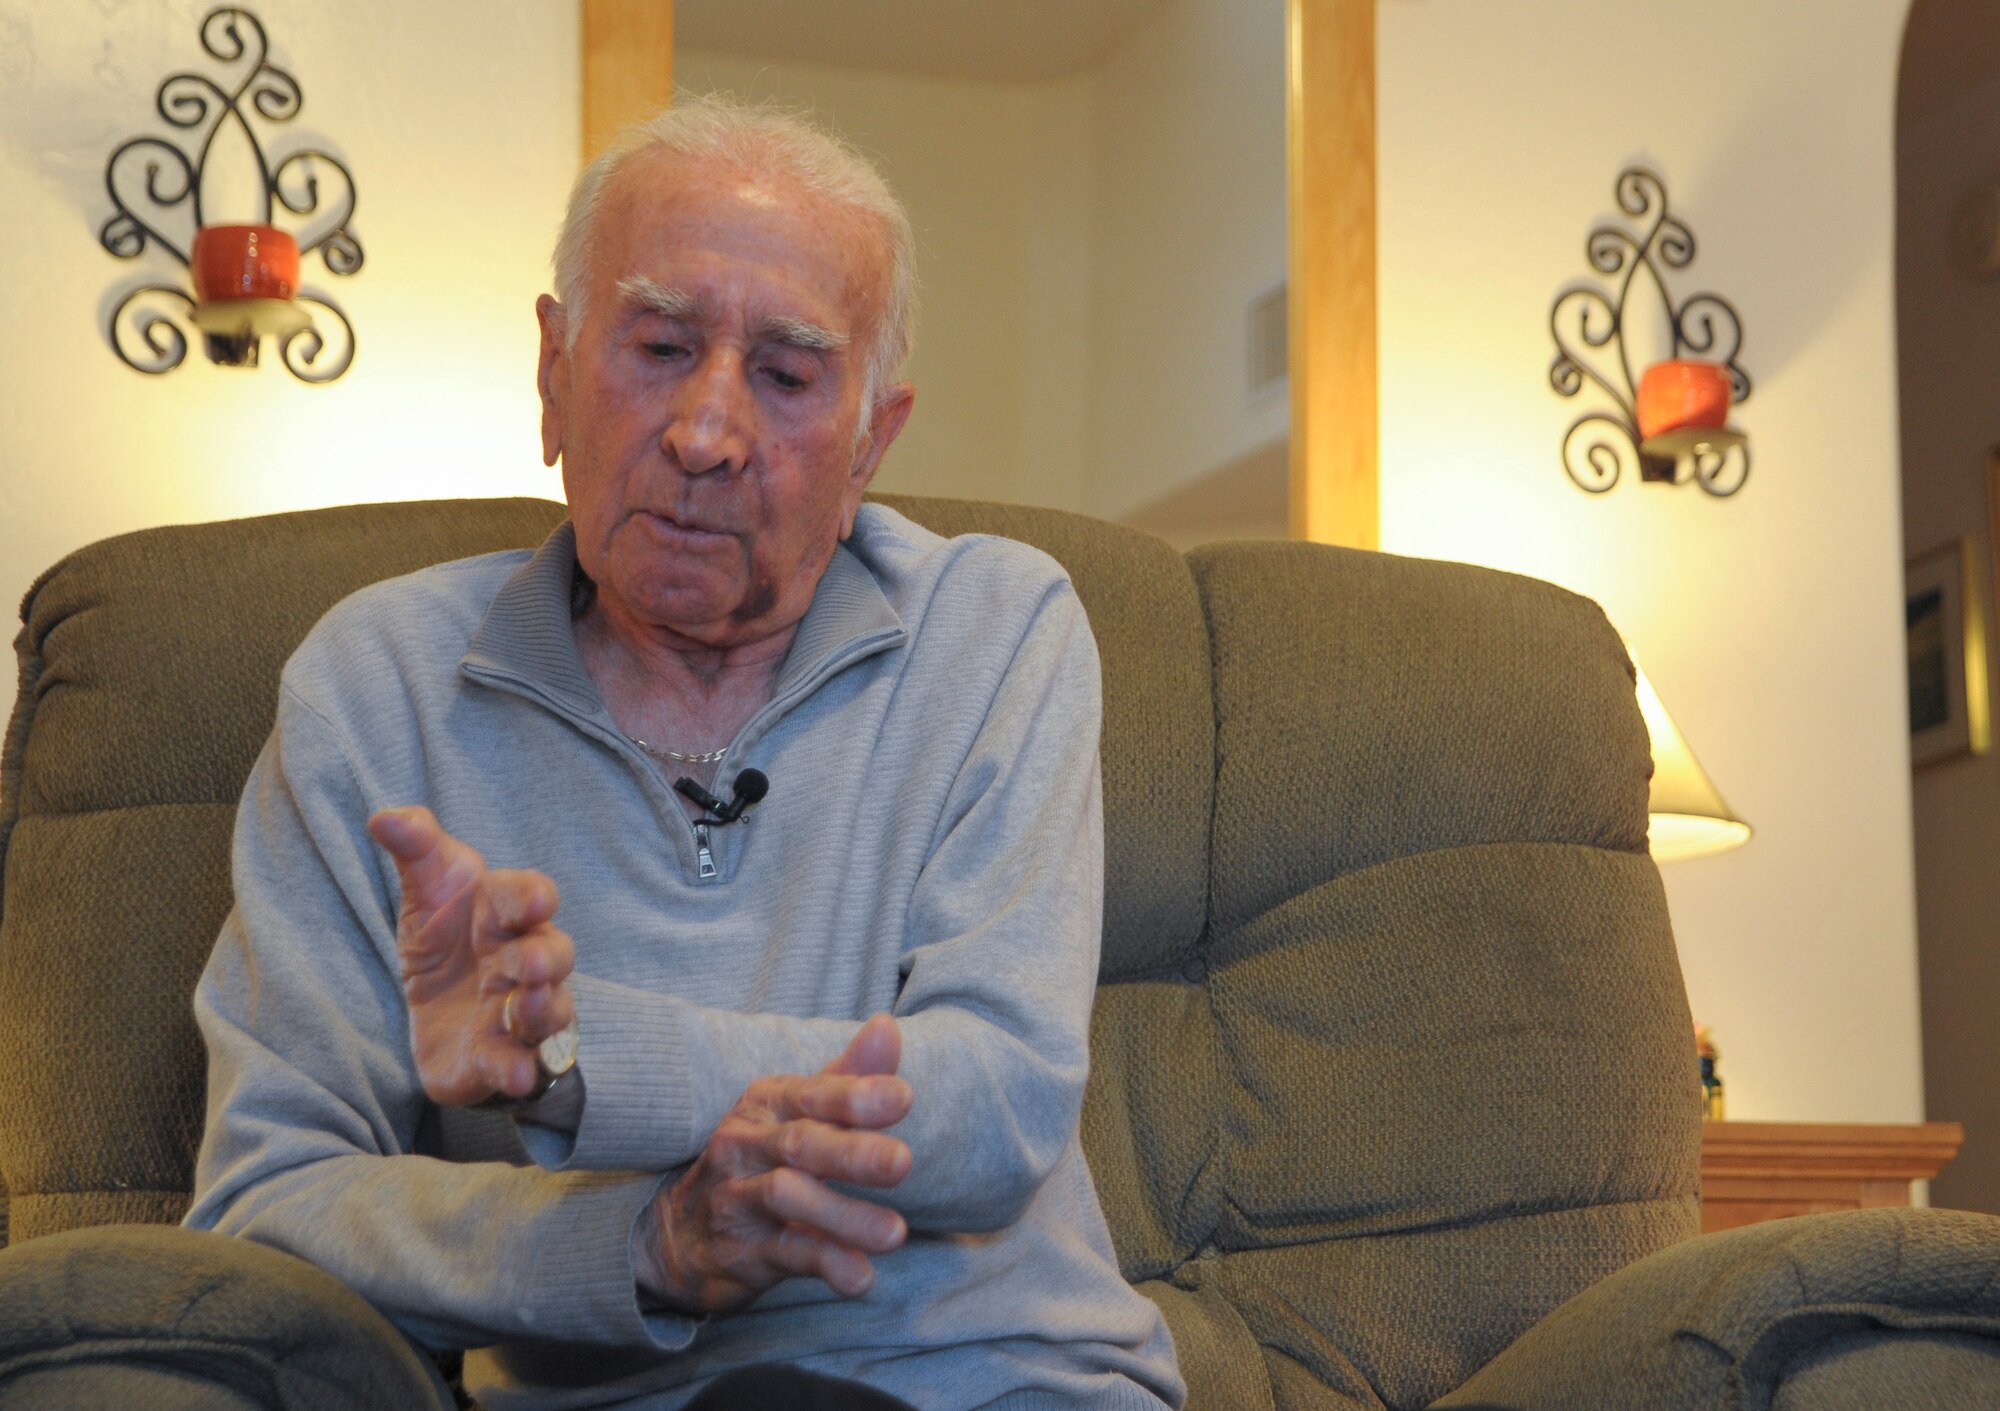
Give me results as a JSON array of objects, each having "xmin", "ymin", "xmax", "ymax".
[{"xmin": 599, "ymin": 580, "xmax": 768, "ymax": 646}]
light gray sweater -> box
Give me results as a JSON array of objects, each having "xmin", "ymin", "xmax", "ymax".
[{"xmin": 184, "ymin": 505, "xmax": 1183, "ymax": 1411}]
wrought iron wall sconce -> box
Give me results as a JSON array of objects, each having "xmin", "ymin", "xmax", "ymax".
[
  {"xmin": 1548, "ymin": 168, "xmax": 1751, "ymax": 496},
  {"xmin": 99, "ymin": 6, "xmax": 362, "ymax": 383}
]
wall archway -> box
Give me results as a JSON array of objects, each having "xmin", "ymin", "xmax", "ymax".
[{"xmin": 1897, "ymin": 0, "xmax": 2000, "ymax": 1216}]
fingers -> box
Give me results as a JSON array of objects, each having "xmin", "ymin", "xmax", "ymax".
[
  {"xmin": 366, "ymin": 804, "xmax": 440, "ymax": 862},
  {"xmin": 477, "ymin": 1033, "xmax": 542, "ymax": 1101},
  {"xmin": 368, "ymin": 807, "xmax": 485, "ymax": 912},
  {"xmin": 772, "ymin": 1227, "xmax": 877, "ymax": 1299},
  {"xmin": 739, "ymin": 1166, "xmax": 906, "ymax": 1269},
  {"xmin": 821, "ymin": 1013, "xmax": 901, "ymax": 1079},
  {"xmin": 486, "ymin": 868, "xmax": 561, "ymax": 936},
  {"xmin": 778, "ymin": 1016, "xmax": 910, "ymax": 1132},
  {"xmin": 418, "ymin": 1029, "xmax": 539, "ymax": 1107},
  {"xmin": 776, "ymin": 1070, "xmax": 913, "ymax": 1131},
  {"xmin": 768, "ymin": 1117, "xmax": 912, "ymax": 1189},
  {"xmin": 481, "ymin": 916, "xmax": 574, "ymax": 988},
  {"xmin": 505, "ymin": 977, "xmax": 576, "ymax": 1046},
  {"xmin": 747, "ymin": 1173, "xmax": 902, "ymax": 1304}
]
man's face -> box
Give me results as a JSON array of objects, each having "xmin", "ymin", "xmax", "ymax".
[{"xmin": 536, "ymin": 149, "xmax": 913, "ymax": 650}]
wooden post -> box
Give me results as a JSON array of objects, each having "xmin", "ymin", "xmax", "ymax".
[
  {"xmin": 1287, "ymin": 0, "xmax": 1378, "ymax": 549},
  {"xmin": 582, "ymin": 0, "xmax": 674, "ymax": 163}
]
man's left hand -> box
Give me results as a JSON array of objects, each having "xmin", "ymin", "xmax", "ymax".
[{"xmin": 633, "ymin": 1015, "xmax": 915, "ymax": 1314}]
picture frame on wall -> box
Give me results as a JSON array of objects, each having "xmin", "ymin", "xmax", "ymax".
[{"xmin": 1906, "ymin": 537, "xmax": 1990, "ymax": 768}]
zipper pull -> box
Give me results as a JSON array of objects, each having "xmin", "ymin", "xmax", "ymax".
[{"xmin": 694, "ymin": 822, "xmax": 718, "ymax": 881}]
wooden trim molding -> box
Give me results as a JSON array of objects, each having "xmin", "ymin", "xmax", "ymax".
[
  {"xmin": 582, "ymin": 0, "xmax": 674, "ymax": 163},
  {"xmin": 1287, "ymin": 0, "xmax": 1378, "ymax": 550},
  {"xmin": 1699, "ymin": 1120, "xmax": 1964, "ymax": 1235},
  {"xmin": 1702, "ymin": 1120, "xmax": 1965, "ymax": 1182}
]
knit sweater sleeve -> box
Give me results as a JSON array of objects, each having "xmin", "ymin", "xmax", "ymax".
[
  {"xmin": 182, "ymin": 681, "xmax": 698, "ymax": 1353},
  {"xmin": 528, "ymin": 579, "xmax": 1103, "ymax": 1235}
]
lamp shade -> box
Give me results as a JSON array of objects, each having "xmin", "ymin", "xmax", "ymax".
[{"xmin": 1633, "ymin": 662, "xmax": 1752, "ymax": 863}]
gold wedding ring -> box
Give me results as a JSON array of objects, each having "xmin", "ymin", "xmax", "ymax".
[{"xmin": 502, "ymin": 989, "xmax": 522, "ymax": 1043}]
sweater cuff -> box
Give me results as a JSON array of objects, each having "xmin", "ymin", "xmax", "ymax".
[
  {"xmin": 516, "ymin": 1170, "xmax": 697, "ymax": 1350},
  {"xmin": 525, "ymin": 974, "xmax": 698, "ymax": 1173}
]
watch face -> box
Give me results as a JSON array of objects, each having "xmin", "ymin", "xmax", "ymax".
[{"xmin": 538, "ymin": 1018, "xmax": 579, "ymax": 1075}]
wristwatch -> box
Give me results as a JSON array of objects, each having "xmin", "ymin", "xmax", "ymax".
[{"xmin": 474, "ymin": 1015, "xmax": 580, "ymax": 1113}]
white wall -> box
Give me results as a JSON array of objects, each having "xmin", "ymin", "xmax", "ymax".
[
  {"xmin": 0, "ymin": 0, "xmax": 576, "ymax": 723},
  {"xmin": 672, "ymin": 48, "xmax": 1097, "ymax": 515},
  {"xmin": 1379, "ymin": 1, "xmax": 1923, "ymax": 1123}
]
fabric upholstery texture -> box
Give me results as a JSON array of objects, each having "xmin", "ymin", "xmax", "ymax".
[
  {"xmin": 0, "ymin": 497, "xmax": 567, "ymax": 1248},
  {"xmin": 1436, "ymin": 1208, "xmax": 2000, "ymax": 1410},
  {"xmin": 1182, "ymin": 541, "xmax": 1698, "ymax": 1409},
  {"xmin": 5, "ymin": 494, "xmax": 1991, "ymax": 1409},
  {"xmin": 0, "ymin": 1223, "xmax": 452, "ymax": 1409}
]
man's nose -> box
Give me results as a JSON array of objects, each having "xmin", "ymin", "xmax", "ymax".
[{"xmin": 663, "ymin": 351, "xmax": 752, "ymax": 476}]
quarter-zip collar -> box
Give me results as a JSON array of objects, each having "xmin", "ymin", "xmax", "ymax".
[{"xmin": 459, "ymin": 520, "xmax": 907, "ymax": 735}]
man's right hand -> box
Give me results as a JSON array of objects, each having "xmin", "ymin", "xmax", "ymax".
[
  {"xmin": 367, "ymin": 806, "xmax": 577, "ymax": 1108},
  {"xmin": 634, "ymin": 1014, "xmax": 915, "ymax": 1314}
]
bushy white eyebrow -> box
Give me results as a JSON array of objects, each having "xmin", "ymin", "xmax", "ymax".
[
  {"xmin": 616, "ymin": 274, "xmax": 849, "ymax": 353},
  {"xmin": 617, "ymin": 275, "xmax": 702, "ymax": 321},
  {"xmin": 756, "ymin": 315, "xmax": 850, "ymax": 352}
]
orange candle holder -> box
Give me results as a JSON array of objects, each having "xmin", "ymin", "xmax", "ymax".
[
  {"xmin": 1637, "ymin": 359, "xmax": 1732, "ymax": 441},
  {"xmin": 191, "ymin": 224, "xmax": 300, "ymax": 304}
]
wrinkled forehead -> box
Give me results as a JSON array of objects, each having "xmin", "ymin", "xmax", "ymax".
[{"xmin": 591, "ymin": 148, "xmax": 891, "ymax": 335}]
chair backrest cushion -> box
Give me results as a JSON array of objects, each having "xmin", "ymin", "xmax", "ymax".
[
  {"xmin": 0, "ymin": 494, "xmax": 1218, "ymax": 1245},
  {"xmin": 1172, "ymin": 541, "xmax": 1698, "ymax": 1407},
  {"xmin": 0, "ymin": 497, "xmax": 1698, "ymax": 1411},
  {"xmin": 0, "ymin": 499, "xmax": 567, "ymax": 1245}
]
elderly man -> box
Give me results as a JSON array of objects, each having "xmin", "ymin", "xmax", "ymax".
[{"xmin": 184, "ymin": 96, "xmax": 1184, "ymax": 1411}]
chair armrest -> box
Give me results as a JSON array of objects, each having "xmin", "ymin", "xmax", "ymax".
[
  {"xmin": 0, "ymin": 1223, "xmax": 455, "ymax": 1410},
  {"xmin": 1433, "ymin": 1207, "xmax": 2000, "ymax": 1411}
]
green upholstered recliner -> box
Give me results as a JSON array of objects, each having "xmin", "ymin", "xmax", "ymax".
[{"xmin": 4, "ymin": 495, "xmax": 2000, "ymax": 1410}]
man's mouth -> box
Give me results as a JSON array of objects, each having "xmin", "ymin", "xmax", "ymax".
[{"xmin": 639, "ymin": 510, "xmax": 732, "ymax": 543}]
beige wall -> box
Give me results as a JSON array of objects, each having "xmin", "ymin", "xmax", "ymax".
[
  {"xmin": 1897, "ymin": 0, "xmax": 2000, "ymax": 1212},
  {"xmin": 1086, "ymin": 0, "xmax": 1288, "ymax": 523},
  {"xmin": 681, "ymin": 0, "xmax": 1288, "ymax": 528},
  {"xmin": 1, "ymin": 0, "xmax": 1287, "ymax": 729},
  {"xmin": 672, "ymin": 47, "xmax": 1097, "ymax": 515},
  {"xmin": 1379, "ymin": 0, "xmax": 1923, "ymax": 1124},
  {"xmin": 0, "ymin": 0, "xmax": 577, "ymax": 724}
]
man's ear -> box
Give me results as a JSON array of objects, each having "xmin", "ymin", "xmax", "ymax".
[
  {"xmin": 535, "ymin": 294, "xmax": 569, "ymax": 467},
  {"xmin": 840, "ymin": 382, "xmax": 916, "ymax": 536}
]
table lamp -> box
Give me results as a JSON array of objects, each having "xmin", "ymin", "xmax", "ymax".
[{"xmin": 1633, "ymin": 662, "xmax": 1752, "ymax": 862}]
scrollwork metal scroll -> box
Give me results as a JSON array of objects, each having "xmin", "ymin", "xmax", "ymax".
[
  {"xmin": 97, "ymin": 6, "xmax": 361, "ymax": 379},
  {"xmin": 1692, "ymin": 442, "xmax": 1751, "ymax": 499},
  {"xmin": 108, "ymin": 286, "xmax": 198, "ymax": 375},
  {"xmin": 1547, "ymin": 166, "xmax": 1750, "ymax": 496},
  {"xmin": 1562, "ymin": 413, "xmax": 1641, "ymax": 495},
  {"xmin": 280, "ymin": 294, "xmax": 356, "ymax": 384}
]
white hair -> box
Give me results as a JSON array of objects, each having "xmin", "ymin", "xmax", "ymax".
[{"xmin": 552, "ymin": 93, "xmax": 917, "ymax": 425}]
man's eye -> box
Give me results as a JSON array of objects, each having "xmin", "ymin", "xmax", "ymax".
[
  {"xmin": 643, "ymin": 342, "xmax": 688, "ymax": 360},
  {"xmin": 762, "ymin": 365, "xmax": 808, "ymax": 391}
]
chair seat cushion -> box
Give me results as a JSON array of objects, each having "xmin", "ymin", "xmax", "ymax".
[
  {"xmin": 0, "ymin": 1224, "xmax": 454, "ymax": 1410},
  {"xmin": 1433, "ymin": 1208, "xmax": 2000, "ymax": 1411}
]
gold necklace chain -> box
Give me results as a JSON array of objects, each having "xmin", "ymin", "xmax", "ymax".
[{"xmin": 631, "ymin": 738, "xmax": 729, "ymax": 765}]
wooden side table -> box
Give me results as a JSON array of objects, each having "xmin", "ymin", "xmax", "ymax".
[{"xmin": 1699, "ymin": 1120, "xmax": 1965, "ymax": 1235}]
